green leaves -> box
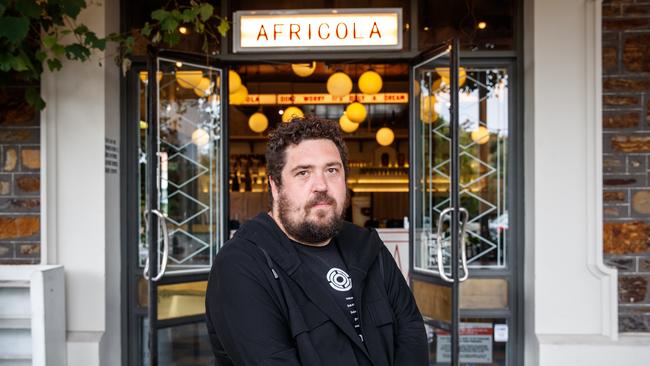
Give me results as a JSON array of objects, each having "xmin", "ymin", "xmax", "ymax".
[
  {"xmin": 15, "ymin": 0, "xmax": 41, "ymax": 18},
  {"xmin": 218, "ymin": 18, "xmax": 230, "ymax": 37},
  {"xmin": 199, "ymin": 3, "xmax": 213, "ymax": 21},
  {"xmin": 0, "ymin": 16, "xmax": 29, "ymax": 44},
  {"xmin": 25, "ymin": 87, "xmax": 45, "ymax": 110}
]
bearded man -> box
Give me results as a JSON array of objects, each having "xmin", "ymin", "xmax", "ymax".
[{"xmin": 205, "ymin": 116, "xmax": 428, "ymax": 366}]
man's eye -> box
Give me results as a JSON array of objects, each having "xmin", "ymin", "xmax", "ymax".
[
  {"xmin": 296, "ymin": 171, "xmax": 308, "ymax": 177},
  {"xmin": 327, "ymin": 168, "xmax": 338, "ymax": 173}
]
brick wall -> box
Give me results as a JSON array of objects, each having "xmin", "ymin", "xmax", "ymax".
[
  {"xmin": 602, "ymin": 0, "xmax": 650, "ymax": 332},
  {"xmin": 0, "ymin": 87, "xmax": 41, "ymax": 264}
]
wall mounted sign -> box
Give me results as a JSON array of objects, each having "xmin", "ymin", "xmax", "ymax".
[
  {"xmin": 233, "ymin": 8, "xmax": 402, "ymax": 53},
  {"xmin": 230, "ymin": 93, "xmax": 409, "ymax": 105}
]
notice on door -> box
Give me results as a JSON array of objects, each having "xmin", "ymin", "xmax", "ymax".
[{"xmin": 436, "ymin": 322, "xmax": 493, "ymax": 363}]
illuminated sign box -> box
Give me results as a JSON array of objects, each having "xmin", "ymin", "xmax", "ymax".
[{"xmin": 233, "ymin": 8, "xmax": 402, "ymax": 53}]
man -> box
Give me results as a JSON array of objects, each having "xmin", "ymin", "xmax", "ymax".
[{"xmin": 206, "ymin": 116, "xmax": 428, "ymax": 366}]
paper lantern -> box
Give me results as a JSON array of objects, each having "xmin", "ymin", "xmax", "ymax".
[
  {"xmin": 176, "ymin": 70, "xmax": 203, "ymax": 89},
  {"xmin": 471, "ymin": 126, "xmax": 490, "ymax": 145},
  {"xmin": 291, "ymin": 62, "xmax": 317, "ymax": 77},
  {"xmin": 435, "ymin": 67, "xmax": 467, "ymax": 87},
  {"xmin": 139, "ymin": 71, "xmax": 162, "ymax": 83},
  {"xmin": 376, "ymin": 127, "xmax": 395, "ymax": 146},
  {"xmin": 358, "ymin": 70, "xmax": 383, "ymax": 95},
  {"xmin": 229, "ymin": 85, "xmax": 248, "ymax": 104},
  {"xmin": 139, "ymin": 120, "xmax": 148, "ymax": 129},
  {"xmin": 327, "ymin": 72, "xmax": 353, "ymax": 97},
  {"xmin": 229, "ymin": 70, "xmax": 242, "ymax": 93},
  {"xmin": 192, "ymin": 128, "xmax": 210, "ymax": 146},
  {"xmin": 339, "ymin": 114, "xmax": 359, "ymax": 133},
  {"xmin": 346, "ymin": 102, "xmax": 367, "ymax": 123},
  {"xmin": 420, "ymin": 95, "xmax": 438, "ymax": 124},
  {"xmin": 193, "ymin": 77, "xmax": 212, "ymax": 97},
  {"xmin": 282, "ymin": 106, "xmax": 304, "ymax": 123},
  {"xmin": 248, "ymin": 112, "xmax": 269, "ymax": 133}
]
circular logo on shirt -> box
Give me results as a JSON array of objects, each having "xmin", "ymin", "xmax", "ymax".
[{"xmin": 326, "ymin": 267, "xmax": 352, "ymax": 292}]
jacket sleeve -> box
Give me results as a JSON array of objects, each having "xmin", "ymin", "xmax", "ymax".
[
  {"xmin": 205, "ymin": 246, "xmax": 302, "ymax": 366},
  {"xmin": 380, "ymin": 246, "xmax": 429, "ymax": 365}
]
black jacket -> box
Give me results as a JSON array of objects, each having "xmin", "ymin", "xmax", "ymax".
[{"xmin": 205, "ymin": 213, "xmax": 428, "ymax": 366}]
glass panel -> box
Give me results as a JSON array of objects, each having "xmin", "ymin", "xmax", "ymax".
[
  {"xmin": 158, "ymin": 323, "xmax": 215, "ymax": 366},
  {"xmin": 143, "ymin": 319, "xmax": 215, "ymax": 366},
  {"xmin": 459, "ymin": 278, "xmax": 508, "ymax": 309},
  {"xmin": 418, "ymin": 0, "xmax": 515, "ymax": 51},
  {"xmin": 139, "ymin": 59, "xmax": 225, "ymax": 275},
  {"xmin": 158, "ymin": 281, "xmax": 208, "ymax": 320},
  {"xmin": 414, "ymin": 65, "xmax": 509, "ymax": 273},
  {"xmin": 426, "ymin": 318, "xmax": 507, "ymax": 366}
]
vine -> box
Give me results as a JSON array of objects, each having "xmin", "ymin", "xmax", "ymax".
[{"xmin": 0, "ymin": 0, "xmax": 230, "ymax": 109}]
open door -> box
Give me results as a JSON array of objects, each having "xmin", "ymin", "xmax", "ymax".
[
  {"xmin": 142, "ymin": 51, "xmax": 226, "ymax": 366},
  {"xmin": 410, "ymin": 39, "xmax": 466, "ymax": 365}
]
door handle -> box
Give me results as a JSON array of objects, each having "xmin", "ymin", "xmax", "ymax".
[
  {"xmin": 143, "ymin": 209, "xmax": 170, "ymax": 282},
  {"xmin": 435, "ymin": 207, "xmax": 470, "ymax": 283}
]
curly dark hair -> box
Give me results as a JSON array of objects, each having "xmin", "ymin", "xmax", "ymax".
[{"xmin": 266, "ymin": 115, "xmax": 349, "ymax": 194}]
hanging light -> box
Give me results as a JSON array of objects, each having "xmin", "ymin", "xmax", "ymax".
[
  {"xmin": 229, "ymin": 85, "xmax": 248, "ymax": 104},
  {"xmin": 193, "ymin": 77, "xmax": 212, "ymax": 97},
  {"xmin": 435, "ymin": 67, "xmax": 467, "ymax": 87},
  {"xmin": 291, "ymin": 61, "xmax": 317, "ymax": 77},
  {"xmin": 358, "ymin": 70, "xmax": 383, "ymax": 95},
  {"xmin": 139, "ymin": 120, "xmax": 148, "ymax": 129},
  {"xmin": 471, "ymin": 126, "xmax": 490, "ymax": 145},
  {"xmin": 176, "ymin": 70, "xmax": 203, "ymax": 89},
  {"xmin": 282, "ymin": 106, "xmax": 304, "ymax": 123},
  {"xmin": 192, "ymin": 128, "xmax": 210, "ymax": 146},
  {"xmin": 327, "ymin": 72, "xmax": 353, "ymax": 97},
  {"xmin": 477, "ymin": 21, "xmax": 488, "ymax": 30},
  {"xmin": 376, "ymin": 127, "xmax": 395, "ymax": 146},
  {"xmin": 139, "ymin": 71, "xmax": 162, "ymax": 83},
  {"xmin": 346, "ymin": 102, "xmax": 367, "ymax": 123},
  {"xmin": 229, "ymin": 70, "xmax": 242, "ymax": 93},
  {"xmin": 420, "ymin": 95, "xmax": 438, "ymax": 124},
  {"xmin": 339, "ymin": 113, "xmax": 359, "ymax": 133},
  {"xmin": 248, "ymin": 112, "xmax": 269, "ymax": 133}
]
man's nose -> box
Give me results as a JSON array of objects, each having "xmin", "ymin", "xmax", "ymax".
[{"xmin": 312, "ymin": 171, "xmax": 328, "ymax": 192}]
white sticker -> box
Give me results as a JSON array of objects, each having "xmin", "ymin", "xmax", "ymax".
[{"xmin": 494, "ymin": 324, "xmax": 508, "ymax": 342}]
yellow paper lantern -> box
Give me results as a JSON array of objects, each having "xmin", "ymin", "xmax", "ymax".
[
  {"xmin": 229, "ymin": 85, "xmax": 248, "ymax": 104},
  {"xmin": 248, "ymin": 112, "xmax": 269, "ymax": 133},
  {"xmin": 358, "ymin": 70, "xmax": 383, "ymax": 95},
  {"xmin": 192, "ymin": 128, "xmax": 210, "ymax": 146},
  {"xmin": 346, "ymin": 102, "xmax": 367, "ymax": 123},
  {"xmin": 471, "ymin": 126, "xmax": 490, "ymax": 145},
  {"xmin": 420, "ymin": 95, "xmax": 439, "ymax": 124},
  {"xmin": 176, "ymin": 70, "xmax": 203, "ymax": 89},
  {"xmin": 376, "ymin": 127, "xmax": 395, "ymax": 146},
  {"xmin": 291, "ymin": 61, "xmax": 317, "ymax": 77},
  {"xmin": 139, "ymin": 120, "xmax": 148, "ymax": 129},
  {"xmin": 139, "ymin": 71, "xmax": 163, "ymax": 83},
  {"xmin": 193, "ymin": 77, "xmax": 212, "ymax": 97},
  {"xmin": 435, "ymin": 67, "xmax": 467, "ymax": 87},
  {"xmin": 339, "ymin": 114, "xmax": 359, "ymax": 133},
  {"xmin": 229, "ymin": 70, "xmax": 242, "ymax": 93},
  {"xmin": 327, "ymin": 72, "xmax": 353, "ymax": 97},
  {"xmin": 282, "ymin": 106, "xmax": 304, "ymax": 123}
]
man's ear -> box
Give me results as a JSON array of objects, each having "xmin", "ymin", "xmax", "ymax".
[{"xmin": 269, "ymin": 176, "xmax": 279, "ymax": 203}]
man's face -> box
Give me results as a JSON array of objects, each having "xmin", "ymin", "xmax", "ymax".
[{"xmin": 270, "ymin": 139, "xmax": 348, "ymax": 244}]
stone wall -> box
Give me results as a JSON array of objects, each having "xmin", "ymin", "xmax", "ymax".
[
  {"xmin": 602, "ymin": 0, "xmax": 650, "ymax": 332},
  {"xmin": 0, "ymin": 86, "xmax": 41, "ymax": 264}
]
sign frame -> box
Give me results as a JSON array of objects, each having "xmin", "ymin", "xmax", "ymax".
[{"xmin": 233, "ymin": 8, "xmax": 403, "ymax": 53}]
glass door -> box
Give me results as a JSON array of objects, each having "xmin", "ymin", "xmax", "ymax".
[
  {"xmin": 411, "ymin": 40, "xmax": 516, "ymax": 365},
  {"xmin": 141, "ymin": 52, "xmax": 226, "ymax": 366},
  {"xmin": 410, "ymin": 39, "xmax": 464, "ymax": 365}
]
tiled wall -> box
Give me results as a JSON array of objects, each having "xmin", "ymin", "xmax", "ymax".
[
  {"xmin": 602, "ymin": 0, "xmax": 650, "ymax": 332},
  {"xmin": 0, "ymin": 86, "xmax": 41, "ymax": 264}
]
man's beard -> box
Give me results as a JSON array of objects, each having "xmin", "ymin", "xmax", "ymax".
[{"xmin": 278, "ymin": 190, "xmax": 348, "ymax": 244}]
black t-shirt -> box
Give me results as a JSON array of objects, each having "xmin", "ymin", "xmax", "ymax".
[{"xmin": 293, "ymin": 238, "xmax": 364, "ymax": 342}]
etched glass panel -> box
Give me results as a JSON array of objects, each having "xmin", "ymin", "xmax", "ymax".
[{"xmin": 414, "ymin": 64, "xmax": 509, "ymax": 273}]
